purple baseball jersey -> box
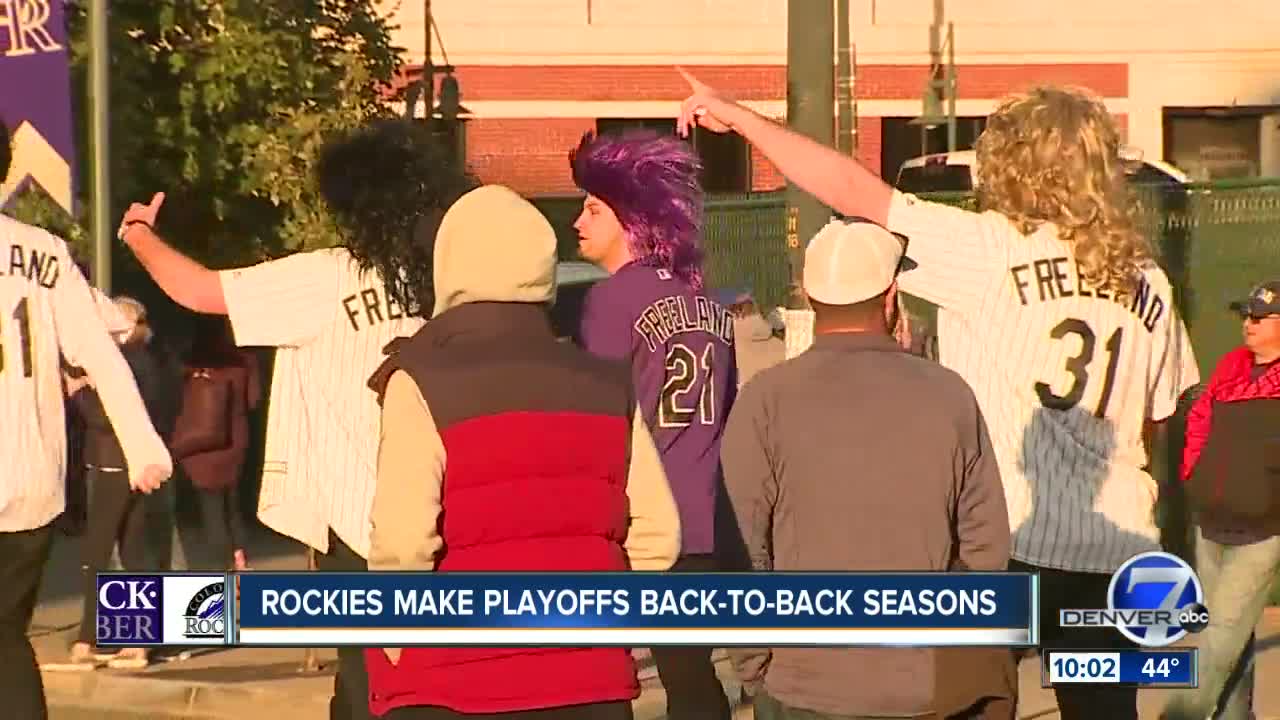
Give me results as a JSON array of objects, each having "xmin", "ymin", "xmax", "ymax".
[{"xmin": 578, "ymin": 263, "xmax": 738, "ymax": 556}]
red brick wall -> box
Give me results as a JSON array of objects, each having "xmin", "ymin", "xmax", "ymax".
[
  {"xmin": 1114, "ymin": 113, "xmax": 1129, "ymax": 142},
  {"xmin": 466, "ymin": 118, "xmax": 595, "ymax": 194},
  {"xmin": 396, "ymin": 64, "xmax": 1127, "ymax": 102},
  {"xmin": 856, "ymin": 116, "xmax": 884, "ymax": 177},
  {"xmin": 426, "ymin": 63, "xmax": 1129, "ymax": 194},
  {"xmin": 751, "ymin": 115, "xmax": 885, "ymax": 191},
  {"xmin": 749, "ymin": 145, "xmax": 783, "ymax": 191}
]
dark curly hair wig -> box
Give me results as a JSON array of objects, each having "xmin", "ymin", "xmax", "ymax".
[{"xmin": 317, "ymin": 119, "xmax": 479, "ymax": 316}]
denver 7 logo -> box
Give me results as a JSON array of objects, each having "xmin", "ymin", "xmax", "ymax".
[{"xmin": 1108, "ymin": 552, "xmax": 1205, "ymax": 647}]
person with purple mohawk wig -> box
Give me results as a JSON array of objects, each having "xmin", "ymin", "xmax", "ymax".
[
  {"xmin": 571, "ymin": 129, "xmax": 734, "ymax": 720},
  {"xmin": 570, "ymin": 129, "xmax": 705, "ymax": 287}
]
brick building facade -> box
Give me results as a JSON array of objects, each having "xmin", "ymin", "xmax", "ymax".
[
  {"xmin": 380, "ymin": 0, "xmax": 1279, "ymax": 196},
  {"xmin": 395, "ymin": 62, "xmax": 1128, "ymax": 195}
]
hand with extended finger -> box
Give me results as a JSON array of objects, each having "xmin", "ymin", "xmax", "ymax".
[
  {"xmin": 117, "ymin": 192, "xmax": 166, "ymax": 243},
  {"xmin": 675, "ymin": 67, "xmax": 738, "ymax": 138}
]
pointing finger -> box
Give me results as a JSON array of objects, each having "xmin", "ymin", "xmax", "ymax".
[
  {"xmin": 148, "ymin": 192, "xmax": 166, "ymax": 211},
  {"xmin": 675, "ymin": 66, "xmax": 701, "ymax": 90}
]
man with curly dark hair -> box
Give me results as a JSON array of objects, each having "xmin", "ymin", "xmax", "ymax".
[{"xmin": 118, "ymin": 119, "xmax": 476, "ymax": 720}]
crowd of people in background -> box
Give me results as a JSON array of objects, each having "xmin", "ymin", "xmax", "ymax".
[{"xmin": 2, "ymin": 62, "xmax": 1278, "ymax": 720}]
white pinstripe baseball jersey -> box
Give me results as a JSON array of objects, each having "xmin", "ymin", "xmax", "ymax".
[
  {"xmin": 220, "ymin": 248, "xmax": 424, "ymax": 558},
  {"xmin": 887, "ymin": 192, "xmax": 1200, "ymax": 573},
  {"xmin": 0, "ymin": 216, "xmax": 172, "ymax": 531}
]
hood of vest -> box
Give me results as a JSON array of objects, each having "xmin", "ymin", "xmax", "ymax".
[{"xmin": 431, "ymin": 185, "xmax": 558, "ymax": 318}]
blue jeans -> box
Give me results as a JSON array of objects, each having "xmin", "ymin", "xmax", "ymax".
[{"xmin": 1163, "ymin": 528, "xmax": 1280, "ymax": 720}]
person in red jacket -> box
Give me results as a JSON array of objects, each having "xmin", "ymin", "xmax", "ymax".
[
  {"xmin": 1163, "ymin": 280, "xmax": 1280, "ymax": 720},
  {"xmin": 365, "ymin": 184, "xmax": 682, "ymax": 719}
]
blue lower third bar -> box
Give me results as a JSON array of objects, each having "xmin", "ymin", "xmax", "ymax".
[{"xmin": 1043, "ymin": 649, "xmax": 1197, "ymax": 688}]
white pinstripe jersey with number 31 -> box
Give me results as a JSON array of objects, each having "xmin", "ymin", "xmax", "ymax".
[{"xmin": 884, "ymin": 192, "xmax": 1200, "ymax": 574}]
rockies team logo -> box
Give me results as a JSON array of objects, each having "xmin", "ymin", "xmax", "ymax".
[{"xmin": 183, "ymin": 581, "xmax": 226, "ymax": 640}]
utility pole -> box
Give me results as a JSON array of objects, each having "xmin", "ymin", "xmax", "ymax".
[
  {"xmin": 423, "ymin": 0, "xmax": 434, "ymax": 133},
  {"xmin": 89, "ymin": 0, "xmax": 110, "ymax": 292},
  {"xmin": 784, "ymin": 0, "xmax": 835, "ymax": 310},
  {"xmin": 912, "ymin": 0, "xmax": 957, "ymax": 153},
  {"xmin": 836, "ymin": 0, "xmax": 854, "ymax": 156}
]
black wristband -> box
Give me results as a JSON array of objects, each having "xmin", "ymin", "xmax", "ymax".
[{"xmin": 117, "ymin": 218, "xmax": 153, "ymax": 241}]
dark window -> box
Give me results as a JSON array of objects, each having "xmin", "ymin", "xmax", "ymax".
[
  {"xmin": 1163, "ymin": 110, "xmax": 1264, "ymax": 181},
  {"xmin": 594, "ymin": 118, "xmax": 751, "ymax": 193},
  {"xmin": 895, "ymin": 164, "xmax": 974, "ymax": 193},
  {"xmin": 596, "ymin": 118, "xmax": 677, "ymax": 137},
  {"xmin": 692, "ymin": 127, "xmax": 751, "ymax": 193},
  {"xmin": 880, "ymin": 116, "xmax": 987, "ymax": 180}
]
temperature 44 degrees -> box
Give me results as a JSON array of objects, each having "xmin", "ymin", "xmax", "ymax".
[{"xmin": 1142, "ymin": 656, "xmax": 1180, "ymax": 678}]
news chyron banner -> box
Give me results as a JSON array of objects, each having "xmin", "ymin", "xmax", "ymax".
[
  {"xmin": 0, "ymin": 0, "xmax": 76, "ymax": 213},
  {"xmin": 1039, "ymin": 551, "xmax": 1211, "ymax": 690},
  {"xmin": 97, "ymin": 572, "xmax": 1037, "ymax": 647}
]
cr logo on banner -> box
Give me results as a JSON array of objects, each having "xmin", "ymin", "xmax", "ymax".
[{"xmin": 0, "ymin": 0, "xmax": 64, "ymax": 57}]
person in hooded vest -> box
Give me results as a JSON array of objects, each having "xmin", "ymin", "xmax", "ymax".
[{"xmin": 365, "ymin": 185, "xmax": 682, "ymax": 719}]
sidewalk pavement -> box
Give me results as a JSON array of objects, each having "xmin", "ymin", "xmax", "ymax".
[{"xmin": 35, "ymin": 527, "xmax": 1280, "ymax": 719}]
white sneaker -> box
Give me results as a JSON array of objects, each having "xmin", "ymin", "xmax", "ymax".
[
  {"xmin": 105, "ymin": 647, "xmax": 149, "ymax": 670},
  {"xmin": 40, "ymin": 642, "xmax": 100, "ymax": 672}
]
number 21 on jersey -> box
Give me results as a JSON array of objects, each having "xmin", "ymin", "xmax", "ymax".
[{"xmin": 659, "ymin": 343, "xmax": 715, "ymax": 428}]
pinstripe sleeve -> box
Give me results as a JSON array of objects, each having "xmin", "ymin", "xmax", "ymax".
[
  {"xmin": 52, "ymin": 237, "xmax": 172, "ymax": 484},
  {"xmin": 219, "ymin": 249, "xmax": 340, "ymax": 348},
  {"xmin": 1149, "ymin": 310, "xmax": 1200, "ymax": 422},
  {"xmin": 886, "ymin": 191, "xmax": 1006, "ymax": 312}
]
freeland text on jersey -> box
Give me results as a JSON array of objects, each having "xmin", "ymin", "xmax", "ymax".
[
  {"xmin": 633, "ymin": 295, "xmax": 734, "ymax": 352},
  {"xmin": 1009, "ymin": 256, "xmax": 1165, "ymax": 332},
  {"xmin": 4, "ymin": 243, "xmax": 61, "ymax": 289}
]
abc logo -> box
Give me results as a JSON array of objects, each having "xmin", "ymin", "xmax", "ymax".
[{"xmin": 1178, "ymin": 602, "xmax": 1211, "ymax": 634}]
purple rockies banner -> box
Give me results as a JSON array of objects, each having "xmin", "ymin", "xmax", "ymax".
[{"xmin": 0, "ymin": 0, "xmax": 76, "ymax": 213}]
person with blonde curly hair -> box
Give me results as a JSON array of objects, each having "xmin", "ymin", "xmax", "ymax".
[{"xmin": 678, "ymin": 72, "xmax": 1200, "ymax": 720}]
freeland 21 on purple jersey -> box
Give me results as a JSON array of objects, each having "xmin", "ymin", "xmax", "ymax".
[{"xmin": 577, "ymin": 263, "xmax": 738, "ymax": 556}]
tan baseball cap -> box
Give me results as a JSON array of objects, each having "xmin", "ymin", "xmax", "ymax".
[{"xmin": 803, "ymin": 218, "xmax": 917, "ymax": 306}]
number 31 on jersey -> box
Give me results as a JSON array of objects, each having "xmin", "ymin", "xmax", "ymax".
[{"xmin": 1035, "ymin": 317, "xmax": 1123, "ymax": 418}]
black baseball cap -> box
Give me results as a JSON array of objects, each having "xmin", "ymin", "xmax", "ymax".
[{"xmin": 1229, "ymin": 280, "xmax": 1280, "ymax": 317}]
